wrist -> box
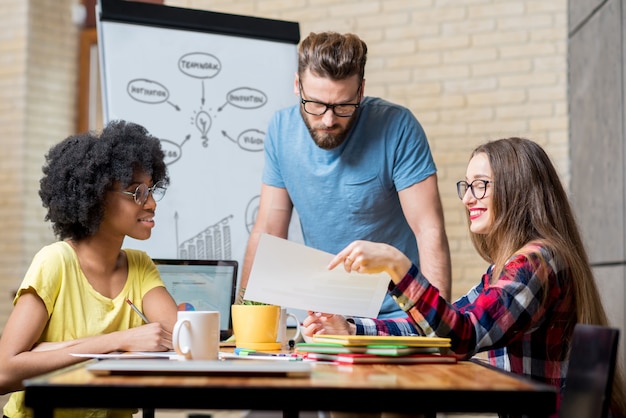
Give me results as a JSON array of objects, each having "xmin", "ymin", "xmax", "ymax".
[
  {"xmin": 346, "ymin": 318, "xmax": 357, "ymax": 335},
  {"xmin": 391, "ymin": 256, "xmax": 412, "ymax": 284}
]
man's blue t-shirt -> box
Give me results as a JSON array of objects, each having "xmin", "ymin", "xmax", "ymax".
[{"xmin": 262, "ymin": 96, "xmax": 436, "ymax": 319}]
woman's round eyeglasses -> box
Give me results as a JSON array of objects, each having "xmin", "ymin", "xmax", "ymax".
[
  {"xmin": 456, "ymin": 179, "xmax": 491, "ymax": 200},
  {"xmin": 119, "ymin": 181, "xmax": 167, "ymax": 205}
]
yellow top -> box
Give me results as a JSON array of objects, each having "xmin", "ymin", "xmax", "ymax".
[{"xmin": 5, "ymin": 241, "xmax": 164, "ymax": 418}]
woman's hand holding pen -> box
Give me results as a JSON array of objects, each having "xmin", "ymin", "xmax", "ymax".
[
  {"xmin": 117, "ymin": 322, "xmax": 173, "ymax": 352},
  {"xmin": 123, "ymin": 297, "xmax": 174, "ymax": 351},
  {"xmin": 29, "ymin": 322, "xmax": 172, "ymax": 362},
  {"xmin": 301, "ymin": 311, "xmax": 355, "ymax": 338}
]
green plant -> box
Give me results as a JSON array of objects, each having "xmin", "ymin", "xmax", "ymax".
[
  {"xmin": 241, "ymin": 299, "xmax": 269, "ymax": 306},
  {"xmin": 236, "ymin": 287, "xmax": 269, "ymax": 305}
]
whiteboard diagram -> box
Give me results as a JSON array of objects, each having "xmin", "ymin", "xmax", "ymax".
[{"xmin": 96, "ymin": 0, "xmax": 300, "ymax": 272}]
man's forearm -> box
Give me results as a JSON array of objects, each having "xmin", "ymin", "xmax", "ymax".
[{"xmin": 418, "ymin": 234, "xmax": 452, "ymax": 300}]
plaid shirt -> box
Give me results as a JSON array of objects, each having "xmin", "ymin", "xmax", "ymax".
[{"xmin": 352, "ymin": 242, "xmax": 574, "ymax": 413}]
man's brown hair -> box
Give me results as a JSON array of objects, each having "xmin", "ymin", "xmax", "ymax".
[{"xmin": 298, "ymin": 31, "xmax": 367, "ymax": 81}]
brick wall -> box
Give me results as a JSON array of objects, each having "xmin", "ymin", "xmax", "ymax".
[
  {"xmin": 171, "ymin": 0, "xmax": 568, "ymax": 300},
  {"xmin": 0, "ymin": 0, "xmax": 567, "ymax": 332},
  {"xmin": 0, "ymin": 0, "xmax": 79, "ymax": 329},
  {"xmin": 0, "ymin": 0, "xmax": 29, "ymax": 329}
]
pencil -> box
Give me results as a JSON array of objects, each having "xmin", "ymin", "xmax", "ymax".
[{"xmin": 126, "ymin": 298, "xmax": 150, "ymax": 323}]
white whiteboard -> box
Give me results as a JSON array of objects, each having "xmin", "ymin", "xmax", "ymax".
[{"xmin": 96, "ymin": 1, "xmax": 301, "ymax": 277}]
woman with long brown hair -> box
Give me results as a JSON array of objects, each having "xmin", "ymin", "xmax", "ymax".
[{"xmin": 303, "ymin": 137, "xmax": 626, "ymax": 417}]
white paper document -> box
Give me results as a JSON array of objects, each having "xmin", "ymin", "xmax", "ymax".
[
  {"xmin": 71, "ymin": 351, "xmax": 179, "ymax": 360},
  {"xmin": 244, "ymin": 234, "xmax": 390, "ymax": 318}
]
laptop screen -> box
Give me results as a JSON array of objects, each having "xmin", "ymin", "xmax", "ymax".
[{"xmin": 152, "ymin": 259, "xmax": 238, "ymax": 341}]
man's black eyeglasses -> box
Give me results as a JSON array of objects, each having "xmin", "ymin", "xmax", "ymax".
[
  {"xmin": 299, "ymin": 83, "xmax": 361, "ymax": 117},
  {"xmin": 456, "ymin": 179, "xmax": 491, "ymax": 200}
]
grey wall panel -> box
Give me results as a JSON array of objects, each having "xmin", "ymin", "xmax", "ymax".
[
  {"xmin": 569, "ymin": 0, "xmax": 624, "ymax": 264},
  {"xmin": 593, "ymin": 266, "xmax": 625, "ymax": 371},
  {"xmin": 623, "ymin": 0, "xmax": 626, "ymax": 266},
  {"xmin": 568, "ymin": 0, "xmax": 606, "ymax": 33}
]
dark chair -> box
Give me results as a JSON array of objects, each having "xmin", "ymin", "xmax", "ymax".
[{"xmin": 559, "ymin": 323, "xmax": 620, "ymax": 418}]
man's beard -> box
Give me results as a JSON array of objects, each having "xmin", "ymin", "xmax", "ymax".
[{"xmin": 301, "ymin": 108, "xmax": 357, "ymax": 150}]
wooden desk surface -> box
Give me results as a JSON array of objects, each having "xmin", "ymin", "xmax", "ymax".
[{"xmin": 24, "ymin": 358, "xmax": 557, "ymax": 417}]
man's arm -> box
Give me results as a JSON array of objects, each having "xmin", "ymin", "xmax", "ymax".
[
  {"xmin": 237, "ymin": 184, "xmax": 293, "ymax": 303},
  {"xmin": 398, "ymin": 174, "xmax": 452, "ymax": 300}
]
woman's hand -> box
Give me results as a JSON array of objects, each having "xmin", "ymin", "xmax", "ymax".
[
  {"xmin": 327, "ymin": 240, "xmax": 412, "ymax": 284},
  {"xmin": 32, "ymin": 322, "xmax": 173, "ymax": 356},
  {"xmin": 117, "ymin": 322, "xmax": 173, "ymax": 352},
  {"xmin": 301, "ymin": 311, "xmax": 355, "ymax": 338}
]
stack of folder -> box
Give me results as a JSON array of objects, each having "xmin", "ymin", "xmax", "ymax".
[{"xmin": 296, "ymin": 334, "xmax": 457, "ymax": 364}]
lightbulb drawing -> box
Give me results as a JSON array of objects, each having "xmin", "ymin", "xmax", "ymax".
[{"xmin": 195, "ymin": 110, "xmax": 212, "ymax": 146}]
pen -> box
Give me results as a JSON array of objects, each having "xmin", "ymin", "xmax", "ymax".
[
  {"xmin": 126, "ymin": 298, "xmax": 150, "ymax": 323},
  {"xmin": 232, "ymin": 349, "xmax": 303, "ymax": 361},
  {"xmin": 234, "ymin": 348, "xmax": 298, "ymax": 358}
]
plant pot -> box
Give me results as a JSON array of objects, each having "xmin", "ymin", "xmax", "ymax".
[{"xmin": 230, "ymin": 304, "xmax": 281, "ymax": 350}]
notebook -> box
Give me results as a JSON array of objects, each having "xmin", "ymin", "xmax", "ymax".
[
  {"xmin": 152, "ymin": 259, "xmax": 238, "ymax": 341},
  {"xmin": 310, "ymin": 334, "xmax": 451, "ymax": 348},
  {"xmin": 303, "ymin": 352, "xmax": 457, "ymax": 365},
  {"xmin": 295, "ymin": 342, "xmax": 440, "ymax": 356}
]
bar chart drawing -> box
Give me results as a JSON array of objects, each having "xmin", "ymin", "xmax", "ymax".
[{"xmin": 178, "ymin": 215, "xmax": 233, "ymax": 260}]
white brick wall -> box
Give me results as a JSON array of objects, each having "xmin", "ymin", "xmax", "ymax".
[
  {"xmin": 173, "ymin": 0, "xmax": 568, "ymax": 299},
  {"xmin": 0, "ymin": 0, "xmax": 79, "ymax": 329},
  {"xmin": 0, "ymin": 0, "xmax": 568, "ymax": 332},
  {"xmin": 0, "ymin": 0, "xmax": 29, "ymax": 329}
]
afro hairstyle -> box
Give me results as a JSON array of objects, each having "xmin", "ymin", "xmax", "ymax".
[{"xmin": 39, "ymin": 120, "xmax": 169, "ymax": 240}]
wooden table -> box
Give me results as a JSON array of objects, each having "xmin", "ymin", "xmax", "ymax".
[{"xmin": 23, "ymin": 358, "xmax": 557, "ymax": 417}]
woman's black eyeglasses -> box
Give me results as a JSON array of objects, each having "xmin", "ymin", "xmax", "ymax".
[{"xmin": 456, "ymin": 179, "xmax": 491, "ymax": 200}]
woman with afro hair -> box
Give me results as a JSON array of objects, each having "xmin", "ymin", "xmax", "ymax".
[{"xmin": 0, "ymin": 120, "xmax": 178, "ymax": 418}]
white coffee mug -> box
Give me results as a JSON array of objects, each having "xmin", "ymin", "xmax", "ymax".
[
  {"xmin": 172, "ymin": 310, "xmax": 220, "ymax": 360},
  {"xmin": 277, "ymin": 308, "xmax": 302, "ymax": 349}
]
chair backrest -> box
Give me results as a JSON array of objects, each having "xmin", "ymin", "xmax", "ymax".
[{"xmin": 559, "ymin": 323, "xmax": 620, "ymax": 418}]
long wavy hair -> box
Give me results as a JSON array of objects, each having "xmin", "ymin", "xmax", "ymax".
[{"xmin": 467, "ymin": 137, "xmax": 625, "ymax": 416}]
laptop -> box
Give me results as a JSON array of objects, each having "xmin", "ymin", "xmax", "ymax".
[
  {"xmin": 87, "ymin": 358, "xmax": 311, "ymax": 377},
  {"xmin": 152, "ymin": 259, "xmax": 238, "ymax": 341}
]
